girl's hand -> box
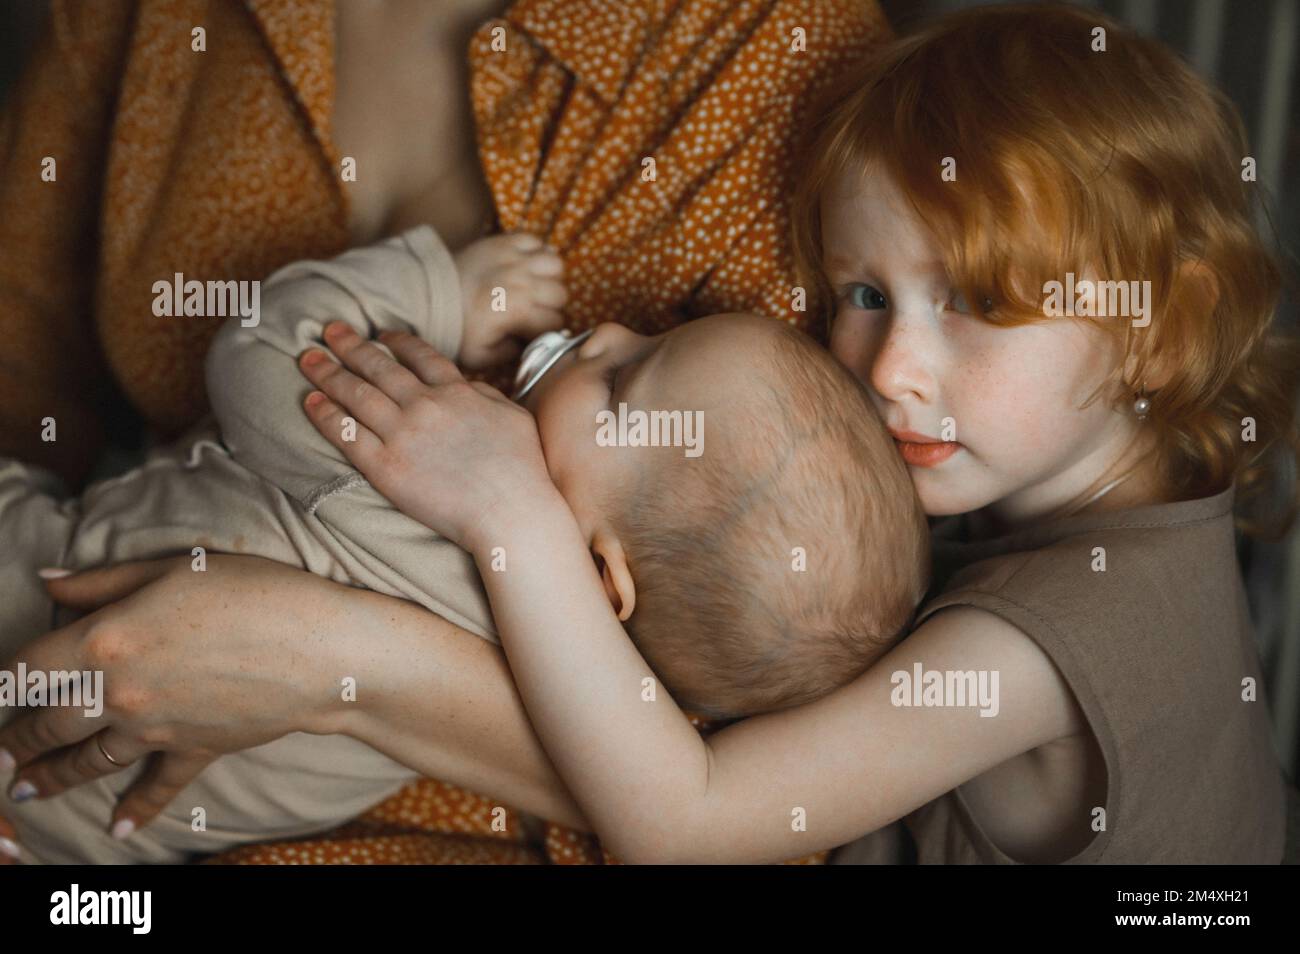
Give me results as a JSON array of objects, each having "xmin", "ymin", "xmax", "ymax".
[
  {"xmin": 0, "ymin": 555, "xmax": 354, "ymax": 838},
  {"xmin": 298, "ymin": 321, "xmax": 565, "ymax": 553}
]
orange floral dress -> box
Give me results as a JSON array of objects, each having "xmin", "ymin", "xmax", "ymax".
[{"xmin": 0, "ymin": 0, "xmax": 893, "ymax": 863}]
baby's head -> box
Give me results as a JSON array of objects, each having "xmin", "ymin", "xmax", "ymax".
[{"xmin": 522, "ymin": 314, "xmax": 929, "ymax": 718}]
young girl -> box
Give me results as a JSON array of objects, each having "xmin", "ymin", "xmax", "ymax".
[{"xmin": 5, "ymin": 3, "xmax": 1292, "ymax": 864}]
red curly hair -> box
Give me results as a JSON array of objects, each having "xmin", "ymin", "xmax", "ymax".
[{"xmin": 790, "ymin": 2, "xmax": 1300, "ymax": 537}]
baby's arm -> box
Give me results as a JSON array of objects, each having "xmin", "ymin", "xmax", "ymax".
[
  {"xmin": 206, "ymin": 227, "xmax": 565, "ymax": 498},
  {"xmin": 205, "ymin": 227, "xmax": 568, "ymax": 635}
]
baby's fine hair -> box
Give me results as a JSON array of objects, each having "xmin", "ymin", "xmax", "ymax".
[
  {"xmin": 790, "ymin": 1, "xmax": 1300, "ymax": 537},
  {"xmin": 610, "ymin": 322, "xmax": 930, "ymax": 720}
]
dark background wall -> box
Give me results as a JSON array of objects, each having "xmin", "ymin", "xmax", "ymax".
[
  {"xmin": 0, "ymin": 1, "xmax": 43, "ymax": 94},
  {"xmin": 1, "ymin": 0, "xmax": 1297, "ymax": 774}
]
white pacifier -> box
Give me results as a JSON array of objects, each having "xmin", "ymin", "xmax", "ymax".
[{"xmin": 512, "ymin": 328, "xmax": 594, "ymax": 402}]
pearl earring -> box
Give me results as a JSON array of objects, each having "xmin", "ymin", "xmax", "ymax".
[{"xmin": 1133, "ymin": 385, "xmax": 1150, "ymax": 421}]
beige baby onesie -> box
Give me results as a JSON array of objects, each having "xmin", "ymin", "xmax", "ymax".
[{"xmin": 0, "ymin": 226, "xmax": 502, "ymax": 863}]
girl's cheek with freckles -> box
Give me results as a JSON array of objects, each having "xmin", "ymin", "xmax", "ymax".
[
  {"xmin": 829, "ymin": 314, "xmax": 878, "ymax": 386},
  {"xmin": 947, "ymin": 345, "xmax": 1063, "ymax": 472},
  {"xmin": 989, "ymin": 357, "xmax": 1103, "ymax": 480}
]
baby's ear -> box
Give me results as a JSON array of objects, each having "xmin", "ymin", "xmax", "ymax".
[{"xmin": 591, "ymin": 531, "xmax": 636, "ymax": 622}]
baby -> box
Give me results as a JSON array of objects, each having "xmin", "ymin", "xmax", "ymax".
[
  {"xmin": 517, "ymin": 314, "xmax": 930, "ymax": 717},
  {"xmin": 0, "ymin": 225, "xmax": 928, "ymax": 863}
]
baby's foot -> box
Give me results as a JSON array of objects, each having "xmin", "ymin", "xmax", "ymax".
[{"xmin": 453, "ymin": 232, "xmax": 567, "ymax": 369}]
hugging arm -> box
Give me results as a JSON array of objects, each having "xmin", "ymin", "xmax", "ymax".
[
  {"xmin": 0, "ymin": 554, "xmax": 592, "ymax": 834},
  {"xmin": 300, "ymin": 329, "xmax": 1088, "ymax": 863},
  {"xmin": 471, "ymin": 502, "xmax": 1087, "ymax": 862}
]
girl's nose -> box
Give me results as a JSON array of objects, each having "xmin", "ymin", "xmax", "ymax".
[{"xmin": 870, "ymin": 319, "xmax": 933, "ymax": 406}]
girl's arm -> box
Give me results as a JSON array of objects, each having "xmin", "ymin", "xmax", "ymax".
[
  {"xmin": 302, "ymin": 326, "xmax": 1088, "ymax": 863},
  {"xmin": 1, "ymin": 555, "xmax": 591, "ymax": 834},
  {"xmin": 474, "ymin": 496, "xmax": 1086, "ymax": 862}
]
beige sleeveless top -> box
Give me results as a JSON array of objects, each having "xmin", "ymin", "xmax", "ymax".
[{"xmin": 901, "ymin": 483, "xmax": 1285, "ymax": 863}]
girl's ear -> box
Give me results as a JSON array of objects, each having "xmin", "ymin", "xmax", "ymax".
[{"xmin": 591, "ymin": 531, "xmax": 636, "ymax": 622}]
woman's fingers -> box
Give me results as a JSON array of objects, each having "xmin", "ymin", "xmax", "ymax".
[
  {"xmin": 40, "ymin": 557, "xmax": 180, "ymax": 612},
  {"xmin": 0, "ymin": 698, "xmax": 105, "ymax": 777},
  {"xmin": 111, "ymin": 752, "xmax": 213, "ymax": 838},
  {"xmin": 0, "ymin": 812, "xmax": 20, "ymax": 862},
  {"xmin": 8, "ymin": 730, "xmax": 145, "ymax": 803},
  {"xmin": 0, "ymin": 619, "xmax": 99, "ymax": 770},
  {"xmin": 0, "ymin": 615, "xmax": 102, "ymax": 768},
  {"xmin": 376, "ymin": 330, "xmax": 465, "ymax": 386},
  {"xmin": 0, "ymin": 612, "xmax": 86, "ymax": 684}
]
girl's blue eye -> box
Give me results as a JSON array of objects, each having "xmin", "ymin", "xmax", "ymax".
[
  {"xmin": 843, "ymin": 283, "xmax": 887, "ymax": 311},
  {"xmin": 950, "ymin": 289, "xmax": 995, "ymax": 314}
]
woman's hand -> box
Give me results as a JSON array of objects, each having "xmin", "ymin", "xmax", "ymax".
[
  {"xmin": 298, "ymin": 321, "xmax": 566, "ymax": 553},
  {"xmin": 0, "ymin": 812, "xmax": 18, "ymax": 864},
  {"xmin": 0, "ymin": 555, "xmax": 355, "ymax": 838}
]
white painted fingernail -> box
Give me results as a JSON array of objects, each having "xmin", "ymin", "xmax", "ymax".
[
  {"xmin": 111, "ymin": 819, "xmax": 136, "ymax": 840},
  {"xmin": 0, "ymin": 749, "xmax": 14, "ymax": 772},
  {"xmin": 10, "ymin": 780, "xmax": 37, "ymax": 802},
  {"xmin": 0, "ymin": 837, "xmax": 19, "ymax": 859},
  {"xmin": 37, "ymin": 567, "xmax": 72, "ymax": 579}
]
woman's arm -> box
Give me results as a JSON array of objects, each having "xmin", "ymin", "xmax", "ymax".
[
  {"xmin": 0, "ymin": 555, "xmax": 590, "ymax": 834},
  {"xmin": 301, "ymin": 327, "xmax": 1088, "ymax": 863},
  {"xmin": 317, "ymin": 570, "xmax": 591, "ymax": 830}
]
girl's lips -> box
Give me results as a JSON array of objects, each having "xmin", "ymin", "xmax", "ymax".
[
  {"xmin": 887, "ymin": 428, "xmax": 962, "ymax": 468},
  {"xmin": 895, "ymin": 439, "xmax": 960, "ymax": 467}
]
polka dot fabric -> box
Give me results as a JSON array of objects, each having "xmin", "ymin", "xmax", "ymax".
[
  {"xmin": 471, "ymin": 0, "xmax": 892, "ymax": 341},
  {"xmin": 1, "ymin": 0, "xmax": 891, "ymax": 864},
  {"xmin": 1, "ymin": 0, "xmax": 890, "ymax": 474},
  {"xmin": 205, "ymin": 780, "xmax": 545, "ymax": 866}
]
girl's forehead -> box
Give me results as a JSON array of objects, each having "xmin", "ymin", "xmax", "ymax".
[
  {"xmin": 825, "ymin": 160, "xmax": 901, "ymax": 201},
  {"xmin": 822, "ymin": 206, "xmax": 945, "ymax": 281},
  {"xmin": 824, "ymin": 169, "xmax": 926, "ymax": 235}
]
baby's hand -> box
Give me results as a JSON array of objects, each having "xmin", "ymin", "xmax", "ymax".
[{"xmin": 454, "ymin": 232, "xmax": 567, "ymax": 369}]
